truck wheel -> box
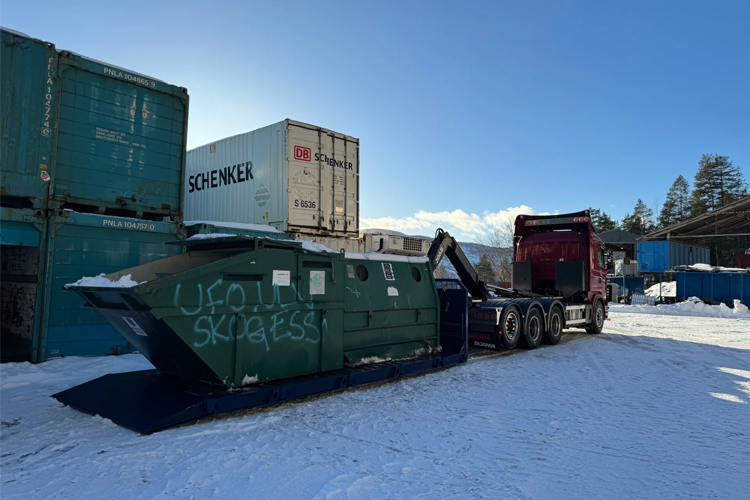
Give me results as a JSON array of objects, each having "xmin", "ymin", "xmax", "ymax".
[
  {"xmin": 543, "ymin": 306, "xmax": 563, "ymax": 345},
  {"xmin": 586, "ymin": 300, "xmax": 605, "ymax": 334},
  {"xmin": 498, "ymin": 307, "xmax": 522, "ymax": 349},
  {"xmin": 521, "ymin": 308, "xmax": 543, "ymax": 349}
]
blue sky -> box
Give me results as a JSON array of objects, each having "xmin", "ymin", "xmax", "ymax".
[{"xmin": 4, "ymin": 0, "xmax": 748, "ymax": 241}]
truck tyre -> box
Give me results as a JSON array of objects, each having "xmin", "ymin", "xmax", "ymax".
[
  {"xmin": 543, "ymin": 306, "xmax": 563, "ymax": 345},
  {"xmin": 521, "ymin": 308, "xmax": 543, "ymax": 349},
  {"xmin": 586, "ymin": 300, "xmax": 605, "ymax": 334},
  {"xmin": 498, "ymin": 307, "xmax": 522, "ymax": 349}
]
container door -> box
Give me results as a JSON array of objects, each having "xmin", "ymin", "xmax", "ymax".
[
  {"xmin": 52, "ymin": 59, "xmax": 186, "ymax": 218},
  {"xmin": 328, "ymin": 134, "xmax": 358, "ymax": 235},
  {"xmin": 1, "ymin": 212, "xmax": 46, "ymax": 362},
  {"xmin": 286, "ymin": 123, "xmax": 358, "ymax": 235}
]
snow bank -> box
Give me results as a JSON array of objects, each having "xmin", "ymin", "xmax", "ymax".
[
  {"xmin": 187, "ymin": 233, "xmax": 239, "ymax": 241},
  {"xmin": 610, "ymin": 297, "xmax": 750, "ymax": 319},
  {"xmin": 184, "ymin": 221, "xmax": 283, "ymax": 234},
  {"xmin": 646, "ymin": 281, "xmax": 676, "ymax": 297},
  {"xmin": 64, "ymin": 273, "xmax": 142, "ymax": 289}
]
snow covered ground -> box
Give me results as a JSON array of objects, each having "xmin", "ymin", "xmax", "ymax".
[{"xmin": 2, "ymin": 313, "xmax": 750, "ymax": 499}]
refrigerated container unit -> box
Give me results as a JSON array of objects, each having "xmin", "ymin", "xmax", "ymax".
[
  {"xmin": 185, "ymin": 120, "xmax": 359, "ymax": 237},
  {"xmin": 39, "ymin": 212, "xmax": 185, "ymax": 360},
  {"xmin": 0, "ymin": 208, "xmax": 48, "ymax": 362},
  {"xmin": 1, "ymin": 28, "xmax": 189, "ymax": 220},
  {"xmin": 637, "ymin": 241, "xmax": 710, "ymax": 273}
]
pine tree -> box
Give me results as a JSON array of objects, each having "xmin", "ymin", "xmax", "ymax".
[
  {"xmin": 589, "ymin": 208, "xmax": 617, "ymax": 232},
  {"xmin": 621, "ymin": 199, "xmax": 655, "ymax": 236},
  {"xmin": 658, "ymin": 175, "xmax": 691, "ymax": 228},
  {"xmin": 474, "ymin": 254, "xmax": 497, "ymax": 283},
  {"xmin": 690, "ymin": 154, "xmax": 748, "ymax": 216}
]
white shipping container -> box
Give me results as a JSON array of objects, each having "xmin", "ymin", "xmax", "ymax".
[{"xmin": 185, "ymin": 120, "xmax": 359, "ymax": 236}]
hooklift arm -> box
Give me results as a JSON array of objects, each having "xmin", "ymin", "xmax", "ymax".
[{"xmin": 428, "ymin": 228, "xmax": 489, "ymax": 300}]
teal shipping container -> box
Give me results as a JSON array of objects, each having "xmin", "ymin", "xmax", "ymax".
[
  {"xmin": 1, "ymin": 28, "xmax": 189, "ymax": 220},
  {"xmin": 0, "ymin": 208, "xmax": 47, "ymax": 362},
  {"xmin": 638, "ymin": 241, "xmax": 711, "ymax": 273},
  {"xmin": 39, "ymin": 212, "xmax": 185, "ymax": 360}
]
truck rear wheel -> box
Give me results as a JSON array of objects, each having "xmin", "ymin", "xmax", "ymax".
[
  {"xmin": 498, "ymin": 307, "xmax": 522, "ymax": 349},
  {"xmin": 521, "ymin": 308, "xmax": 543, "ymax": 349},
  {"xmin": 543, "ymin": 306, "xmax": 563, "ymax": 345},
  {"xmin": 586, "ymin": 300, "xmax": 605, "ymax": 334}
]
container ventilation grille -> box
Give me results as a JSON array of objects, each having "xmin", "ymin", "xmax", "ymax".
[{"xmin": 402, "ymin": 238, "xmax": 424, "ymax": 252}]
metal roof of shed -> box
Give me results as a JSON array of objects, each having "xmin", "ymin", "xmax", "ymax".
[{"xmin": 639, "ymin": 196, "xmax": 750, "ymax": 247}]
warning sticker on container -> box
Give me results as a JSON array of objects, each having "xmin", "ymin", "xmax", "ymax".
[
  {"xmin": 123, "ymin": 317, "xmax": 148, "ymax": 336},
  {"xmin": 346, "ymin": 265, "xmax": 355, "ymax": 279},
  {"xmin": 273, "ymin": 270, "xmax": 290, "ymax": 286},
  {"xmin": 382, "ymin": 263, "xmax": 395, "ymax": 281},
  {"xmin": 40, "ymin": 171, "xmax": 50, "ymax": 182},
  {"xmin": 387, "ymin": 286, "xmax": 399, "ymax": 296},
  {"xmin": 310, "ymin": 270, "xmax": 325, "ymax": 295}
]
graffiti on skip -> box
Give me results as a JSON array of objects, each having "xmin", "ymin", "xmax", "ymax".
[{"xmin": 172, "ymin": 278, "xmax": 322, "ymax": 350}]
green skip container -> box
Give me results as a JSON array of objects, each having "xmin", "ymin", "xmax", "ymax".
[{"xmin": 67, "ymin": 238, "xmax": 439, "ymax": 387}]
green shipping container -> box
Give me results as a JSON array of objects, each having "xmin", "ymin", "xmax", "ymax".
[
  {"xmin": 40, "ymin": 211, "xmax": 185, "ymax": 360},
  {"xmin": 1, "ymin": 28, "xmax": 189, "ymax": 220},
  {"xmin": 0, "ymin": 208, "xmax": 47, "ymax": 362}
]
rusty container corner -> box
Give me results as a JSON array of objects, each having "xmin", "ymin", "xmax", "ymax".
[
  {"xmin": 1, "ymin": 27, "xmax": 189, "ymax": 221},
  {"xmin": 38, "ymin": 211, "xmax": 186, "ymax": 361},
  {"xmin": 66, "ymin": 238, "xmax": 440, "ymax": 388},
  {"xmin": 0, "ymin": 208, "xmax": 48, "ymax": 363}
]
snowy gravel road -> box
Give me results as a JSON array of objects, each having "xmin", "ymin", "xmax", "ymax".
[{"xmin": 1, "ymin": 312, "xmax": 749, "ymax": 499}]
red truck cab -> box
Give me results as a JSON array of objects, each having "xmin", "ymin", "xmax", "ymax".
[{"xmin": 513, "ymin": 211, "xmax": 608, "ymax": 306}]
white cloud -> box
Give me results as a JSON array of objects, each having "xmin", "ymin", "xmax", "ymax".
[{"xmin": 362, "ymin": 205, "xmax": 544, "ymax": 241}]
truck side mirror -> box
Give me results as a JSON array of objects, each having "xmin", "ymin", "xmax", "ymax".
[{"xmin": 606, "ymin": 253, "xmax": 614, "ymax": 271}]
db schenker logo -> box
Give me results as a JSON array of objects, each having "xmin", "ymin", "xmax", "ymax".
[{"xmin": 294, "ymin": 145, "xmax": 311, "ymax": 161}]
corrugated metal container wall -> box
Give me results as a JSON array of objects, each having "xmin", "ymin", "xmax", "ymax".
[
  {"xmin": 638, "ymin": 241, "xmax": 711, "ymax": 273},
  {"xmin": 0, "ymin": 28, "xmax": 189, "ymax": 220},
  {"xmin": 40, "ymin": 212, "xmax": 185, "ymax": 360},
  {"xmin": 676, "ymin": 272, "xmax": 749, "ymax": 305},
  {"xmin": 185, "ymin": 120, "xmax": 359, "ymax": 237},
  {"xmin": 0, "ymin": 30, "xmax": 56, "ymax": 208},
  {"xmin": 0, "ymin": 208, "xmax": 47, "ymax": 362}
]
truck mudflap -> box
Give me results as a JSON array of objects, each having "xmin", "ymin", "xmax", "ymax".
[{"xmin": 52, "ymin": 281, "xmax": 469, "ymax": 434}]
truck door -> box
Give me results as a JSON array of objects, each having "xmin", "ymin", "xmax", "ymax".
[{"xmin": 590, "ymin": 242, "xmax": 608, "ymax": 301}]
